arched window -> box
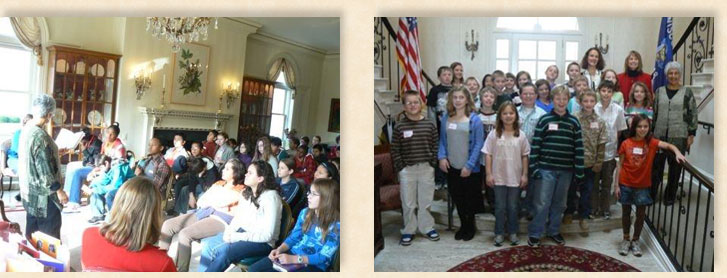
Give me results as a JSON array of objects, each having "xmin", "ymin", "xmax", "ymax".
[
  {"xmin": 494, "ymin": 17, "xmax": 581, "ymax": 82},
  {"xmin": 271, "ymin": 69, "xmax": 295, "ymax": 144},
  {"xmin": 0, "ymin": 17, "xmax": 39, "ymax": 140}
]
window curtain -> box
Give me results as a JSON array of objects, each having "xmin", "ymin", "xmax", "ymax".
[
  {"xmin": 267, "ymin": 58, "xmax": 296, "ymax": 90},
  {"xmin": 10, "ymin": 17, "xmax": 43, "ymax": 66}
]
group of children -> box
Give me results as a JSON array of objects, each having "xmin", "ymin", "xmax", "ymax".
[{"xmin": 391, "ymin": 48, "xmax": 688, "ymax": 258}]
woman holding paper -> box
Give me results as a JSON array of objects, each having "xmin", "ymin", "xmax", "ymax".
[
  {"xmin": 248, "ymin": 178, "xmax": 340, "ymax": 272},
  {"xmin": 18, "ymin": 94, "xmax": 68, "ymax": 239}
]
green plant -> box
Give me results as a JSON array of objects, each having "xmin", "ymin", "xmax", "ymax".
[
  {"xmin": 0, "ymin": 116, "xmax": 20, "ymax": 124},
  {"xmin": 177, "ymin": 48, "xmax": 204, "ymax": 95}
]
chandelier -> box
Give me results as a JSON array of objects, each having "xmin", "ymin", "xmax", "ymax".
[{"xmin": 146, "ymin": 17, "xmax": 218, "ymax": 52}]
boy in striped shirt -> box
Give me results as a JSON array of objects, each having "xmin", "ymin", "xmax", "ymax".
[
  {"xmin": 527, "ymin": 85, "xmax": 585, "ymax": 247},
  {"xmin": 391, "ymin": 90, "xmax": 440, "ymax": 246}
]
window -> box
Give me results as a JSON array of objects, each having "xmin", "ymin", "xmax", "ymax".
[
  {"xmin": 494, "ymin": 17, "xmax": 581, "ymax": 83},
  {"xmin": 0, "ymin": 17, "xmax": 38, "ymax": 141},
  {"xmin": 271, "ymin": 70, "xmax": 295, "ymax": 147},
  {"xmin": 496, "ymin": 17, "xmax": 579, "ymax": 32}
]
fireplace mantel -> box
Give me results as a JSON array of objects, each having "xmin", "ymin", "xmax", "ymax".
[{"xmin": 138, "ymin": 107, "xmax": 234, "ymax": 149}]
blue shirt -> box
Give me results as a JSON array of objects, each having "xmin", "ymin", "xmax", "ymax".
[
  {"xmin": 8, "ymin": 129, "xmax": 21, "ymax": 158},
  {"xmin": 277, "ymin": 178, "xmax": 300, "ymax": 204},
  {"xmin": 284, "ymin": 208, "xmax": 340, "ymax": 271},
  {"xmin": 536, "ymin": 99, "xmax": 553, "ymax": 113}
]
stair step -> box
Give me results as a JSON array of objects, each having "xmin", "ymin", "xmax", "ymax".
[
  {"xmin": 375, "ymin": 77, "xmax": 388, "ymax": 90},
  {"xmin": 375, "ymin": 89, "xmax": 397, "ymax": 104},
  {"xmin": 375, "ymin": 65, "xmax": 384, "ymax": 78},
  {"xmin": 387, "ymin": 102, "xmax": 404, "ymax": 116},
  {"xmin": 691, "ymin": 72, "xmax": 713, "ymax": 87},
  {"xmin": 702, "ymin": 58, "xmax": 714, "ymax": 73}
]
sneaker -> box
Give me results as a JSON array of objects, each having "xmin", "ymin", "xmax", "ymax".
[
  {"xmin": 579, "ymin": 219, "xmax": 589, "ymax": 231},
  {"xmin": 619, "ymin": 239, "xmax": 631, "ymax": 256},
  {"xmin": 526, "ymin": 214, "xmax": 534, "ymax": 221},
  {"xmin": 165, "ymin": 209, "xmax": 178, "ymax": 217},
  {"xmin": 62, "ymin": 202, "xmax": 81, "ymax": 214},
  {"xmin": 527, "ymin": 237, "xmax": 540, "ymax": 247},
  {"xmin": 509, "ymin": 234, "xmax": 519, "ymax": 246},
  {"xmin": 425, "ymin": 230, "xmax": 440, "ymax": 241},
  {"xmin": 14, "ymin": 193, "xmax": 21, "ymax": 202},
  {"xmin": 494, "ymin": 234, "xmax": 504, "ymax": 246},
  {"xmin": 549, "ymin": 234, "xmax": 566, "ymax": 245},
  {"xmin": 88, "ymin": 215, "xmax": 104, "ymax": 224},
  {"xmin": 604, "ymin": 211, "xmax": 611, "ymax": 220},
  {"xmin": 631, "ymin": 240, "xmax": 642, "ymax": 257},
  {"xmin": 563, "ymin": 214, "xmax": 573, "ymax": 224},
  {"xmin": 400, "ymin": 234, "xmax": 414, "ymax": 246}
]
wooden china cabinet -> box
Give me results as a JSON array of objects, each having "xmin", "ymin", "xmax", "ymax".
[
  {"xmin": 46, "ymin": 45, "xmax": 121, "ymax": 164},
  {"xmin": 237, "ymin": 77, "xmax": 275, "ymax": 153}
]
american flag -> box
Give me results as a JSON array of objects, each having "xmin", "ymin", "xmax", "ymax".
[{"xmin": 396, "ymin": 17, "xmax": 426, "ymax": 103}]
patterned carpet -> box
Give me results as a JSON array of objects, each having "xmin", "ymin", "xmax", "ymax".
[{"xmin": 448, "ymin": 245, "xmax": 640, "ymax": 272}]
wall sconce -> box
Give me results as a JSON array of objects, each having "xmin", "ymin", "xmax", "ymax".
[
  {"xmin": 219, "ymin": 81, "xmax": 241, "ymax": 111},
  {"xmin": 465, "ymin": 29, "xmax": 479, "ymax": 60},
  {"xmin": 134, "ymin": 69, "xmax": 152, "ymax": 100},
  {"xmin": 594, "ymin": 32, "xmax": 609, "ymax": 54}
]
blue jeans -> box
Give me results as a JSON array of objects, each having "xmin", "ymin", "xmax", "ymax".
[
  {"xmin": 63, "ymin": 165, "xmax": 93, "ymax": 204},
  {"xmin": 527, "ymin": 169, "xmax": 573, "ymax": 238},
  {"xmin": 524, "ymin": 179, "xmax": 536, "ymax": 216},
  {"xmin": 493, "ymin": 186, "xmax": 520, "ymax": 235},
  {"xmin": 565, "ymin": 168, "xmax": 594, "ymax": 217},
  {"xmin": 248, "ymin": 257, "xmax": 324, "ymax": 272},
  {"xmin": 106, "ymin": 188, "xmax": 119, "ymax": 211},
  {"xmin": 199, "ymin": 233, "xmax": 273, "ymax": 272}
]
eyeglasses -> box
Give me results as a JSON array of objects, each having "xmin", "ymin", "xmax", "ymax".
[
  {"xmin": 404, "ymin": 101, "xmax": 420, "ymax": 106},
  {"xmin": 307, "ymin": 191, "xmax": 320, "ymax": 197}
]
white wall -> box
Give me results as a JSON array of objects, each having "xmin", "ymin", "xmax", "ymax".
[
  {"xmin": 243, "ymin": 35, "xmax": 340, "ymax": 143},
  {"xmin": 44, "ymin": 17, "xmax": 259, "ymax": 155},
  {"xmin": 413, "ymin": 17, "xmax": 665, "ymax": 83}
]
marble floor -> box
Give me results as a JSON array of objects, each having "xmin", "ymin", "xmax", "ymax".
[{"xmin": 374, "ymin": 210, "xmax": 668, "ymax": 272}]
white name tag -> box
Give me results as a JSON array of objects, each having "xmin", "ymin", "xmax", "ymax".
[
  {"xmin": 403, "ymin": 130, "xmax": 413, "ymax": 138},
  {"xmin": 448, "ymin": 123, "xmax": 457, "ymax": 130},
  {"xmin": 633, "ymin": 147, "xmax": 643, "ymax": 155},
  {"xmin": 590, "ymin": 122, "xmax": 599, "ymax": 129},
  {"xmin": 548, "ymin": 123, "xmax": 559, "ymax": 131}
]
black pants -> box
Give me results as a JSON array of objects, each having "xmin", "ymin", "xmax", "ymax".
[
  {"xmin": 447, "ymin": 168, "xmax": 481, "ymax": 231},
  {"xmin": 651, "ymin": 138, "xmax": 687, "ymax": 202},
  {"xmin": 25, "ymin": 195, "xmax": 62, "ymax": 239}
]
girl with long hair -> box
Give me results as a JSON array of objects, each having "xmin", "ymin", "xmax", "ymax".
[
  {"xmin": 200, "ymin": 160, "xmax": 283, "ymax": 272},
  {"xmin": 253, "ymin": 136, "xmax": 279, "ymax": 177},
  {"xmin": 249, "ymin": 178, "xmax": 341, "ymax": 272}
]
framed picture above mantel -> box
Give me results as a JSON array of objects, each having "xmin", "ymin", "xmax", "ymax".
[{"xmin": 171, "ymin": 42, "xmax": 210, "ymax": 106}]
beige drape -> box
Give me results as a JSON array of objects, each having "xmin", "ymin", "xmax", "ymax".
[
  {"xmin": 267, "ymin": 58, "xmax": 296, "ymax": 90},
  {"xmin": 10, "ymin": 17, "xmax": 43, "ymax": 65}
]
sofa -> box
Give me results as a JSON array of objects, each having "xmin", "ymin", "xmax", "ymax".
[{"xmin": 373, "ymin": 146, "xmax": 401, "ymax": 211}]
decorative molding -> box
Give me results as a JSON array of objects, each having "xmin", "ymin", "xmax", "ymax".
[
  {"xmin": 223, "ymin": 17, "xmax": 263, "ymax": 29},
  {"xmin": 139, "ymin": 106, "xmax": 232, "ymax": 131},
  {"xmin": 249, "ymin": 32, "xmax": 329, "ymax": 55}
]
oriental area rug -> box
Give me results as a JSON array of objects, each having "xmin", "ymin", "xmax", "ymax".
[{"xmin": 448, "ymin": 245, "xmax": 640, "ymax": 272}]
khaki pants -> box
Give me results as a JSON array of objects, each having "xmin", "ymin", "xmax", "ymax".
[
  {"xmin": 592, "ymin": 159, "xmax": 617, "ymax": 214},
  {"xmin": 159, "ymin": 212, "xmax": 226, "ymax": 272},
  {"xmin": 398, "ymin": 163, "xmax": 436, "ymax": 235}
]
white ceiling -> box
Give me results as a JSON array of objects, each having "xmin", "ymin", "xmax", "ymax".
[{"xmin": 238, "ymin": 17, "xmax": 339, "ymax": 54}]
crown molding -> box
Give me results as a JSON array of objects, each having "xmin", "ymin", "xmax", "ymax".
[{"xmin": 250, "ymin": 31, "xmax": 332, "ymax": 55}]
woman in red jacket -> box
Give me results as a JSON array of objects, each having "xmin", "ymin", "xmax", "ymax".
[
  {"xmin": 81, "ymin": 177, "xmax": 175, "ymax": 272},
  {"xmin": 617, "ymin": 50, "xmax": 653, "ymax": 106}
]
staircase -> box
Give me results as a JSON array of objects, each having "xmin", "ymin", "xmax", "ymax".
[{"xmin": 374, "ymin": 64, "xmax": 403, "ymax": 143}]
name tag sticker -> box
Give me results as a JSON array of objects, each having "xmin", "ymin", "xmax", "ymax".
[
  {"xmin": 590, "ymin": 122, "xmax": 599, "ymax": 129},
  {"xmin": 448, "ymin": 123, "xmax": 457, "ymax": 130},
  {"xmin": 633, "ymin": 147, "xmax": 643, "ymax": 155},
  {"xmin": 548, "ymin": 123, "xmax": 559, "ymax": 131},
  {"xmin": 403, "ymin": 130, "xmax": 413, "ymax": 138}
]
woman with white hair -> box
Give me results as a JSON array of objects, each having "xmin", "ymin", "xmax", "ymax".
[
  {"xmin": 18, "ymin": 94, "xmax": 68, "ymax": 238},
  {"xmin": 651, "ymin": 61, "xmax": 698, "ymax": 206}
]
